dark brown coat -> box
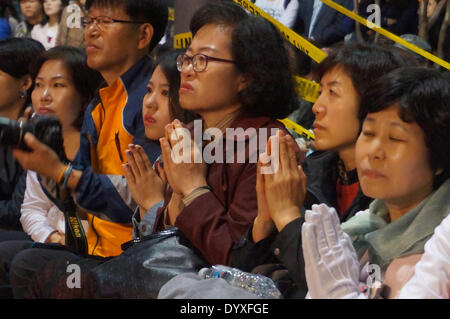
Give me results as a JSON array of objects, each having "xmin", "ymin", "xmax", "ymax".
[{"xmin": 153, "ymin": 115, "xmax": 305, "ymax": 265}]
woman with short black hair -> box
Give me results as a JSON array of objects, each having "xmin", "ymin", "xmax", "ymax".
[
  {"xmin": 0, "ymin": 38, "xmax": 44, "ymax": 236},
  {"xmin": 0, "ymin": 46, "xmax": 101, "ymax": 298},
  {"xmin": 0, "ymin": 37, "xmax": 45, "ymax": 116},
  {"xmin": 303, "ymin": 67, "xmax": 450, "ymax": 299},
  {"xmin": 188, "ymin": 2, "xmax": 299, "ymax": 120}
]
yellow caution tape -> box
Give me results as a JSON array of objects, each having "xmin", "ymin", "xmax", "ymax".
[
  {"xmin": 295, "ymin": 76, "xmax": 320, "ymax": 103},
  {"xmin": 174, "ymin": 32, "xmax": 192, "ymax": 49},
  {"xmin": 233, "ymin": 0, "xmax": 327, "ymax": 63},
  {"xmin": 278, "ymin": 118, "xmax": 315, "ymax": 141},
  {"xmin": 280, "ymin": 76, "xmax": 318, "ymax": 139},
  {"xmin": 168, "ymin": 7, "xmax": 174, "ymax": 21},
  {"xmin": 320, "ymin": 0, "xmax": 450, "ymax": 70}
]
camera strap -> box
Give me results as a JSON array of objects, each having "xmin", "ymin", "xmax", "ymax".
[{"xmin": 61, "ymin": 192, "xmax": 89, "ymax": 257}]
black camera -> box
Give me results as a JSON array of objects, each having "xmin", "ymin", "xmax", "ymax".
[{"xmin": 0, "ymin": 114, "xmax": 67, "ymax": 162}]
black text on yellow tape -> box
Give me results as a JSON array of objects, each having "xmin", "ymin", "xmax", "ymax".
[
  {"xmin": 295, "ymin": 76, "xmax": 320, "ymax": 103},
  {"xmin": 174, "ymin": 32, "xmax": 192, "ymax": 49},
  {"xmin": 168, "ymin": 7, "xmax": 174, "ymax": 21}
]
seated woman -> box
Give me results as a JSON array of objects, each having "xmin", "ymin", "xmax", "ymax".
[
  {"xmin": 0, "ymin": 46, "xmax": 101, "ymax": 297},
  {"xmin": 231, "ymin": 42, "xmax": 414, "ymax": 298},
  {"xmin": 19, "ymin": 49, "xmax": 198, "ymax": 298},
  {"xmin": 139, "ymin": 1, "xmax": 304, "ymax": 267},
  {"xmin": 0, "ymin": 38, "xmax": 44, "ymax": 240},
  {"xmin": 123, "ymin": 49, "xmax": 198, "ymax": 238},
  {"xmin": 302, "ymin": 67, "xmax": 449, "ymax": 299}
]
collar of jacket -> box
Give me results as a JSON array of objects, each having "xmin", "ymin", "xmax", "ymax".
[
  {"xmin": 303, "ymin": 151, "xmax": 339, "ymax": 207},
  {"xmin": 98, "ymin": 55, "xmax": 153, "ymax": 98},
  {"xmin": 302, "ymin": 151, "xmax": 372, "ymax": 221}
]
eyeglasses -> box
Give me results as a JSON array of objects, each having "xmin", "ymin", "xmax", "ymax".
[
  {"xmin": 81, "ymin": 16, "xmax": 147, "ymax": 29},
  {"xmin": 176, "ymin": 53, "xmax": 235, "ymax": 73}
]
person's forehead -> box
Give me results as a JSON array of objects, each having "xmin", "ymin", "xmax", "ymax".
[
  {"xmin": 189, "ymin": 24, "xmax": 233, "ymax": 54},
  {"xmin": 321, "ymin": 66, "xmax": 350, "ymax": 86},
  {"xmin": 38, "ymin": 59, "xmax": 71, "ymax": 77}
]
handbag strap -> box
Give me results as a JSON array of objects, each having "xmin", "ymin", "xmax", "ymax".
[{"xmin": 121, "ymin": 227, "xmax": 179, "ymax": 251}]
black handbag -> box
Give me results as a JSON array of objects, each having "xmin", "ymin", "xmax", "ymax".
[{"xmin": 88, "ymin": 227, "xmax": 208, "ymax": 298}]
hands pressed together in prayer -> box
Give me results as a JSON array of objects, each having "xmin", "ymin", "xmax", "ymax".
[
  {"xmin": 124, "ymin": 119, "xmax": 208, "ymax": 224},
  {"xmin": 252, "ymin": 130, "xmax": 307, "ymax": 242}
]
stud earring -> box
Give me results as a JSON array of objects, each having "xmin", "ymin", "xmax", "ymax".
[{"xmin": 19, "ymin": 89, "xmax": 27, "ymax": 99}]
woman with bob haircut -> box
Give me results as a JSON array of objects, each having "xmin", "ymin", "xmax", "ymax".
[
  {"xmin": 302, "ymin": 67, "xmax": 450, "ymax": 299},
  {"xmin": 0, "ymin": 46, "xmax": 102, "ymax": 298}
]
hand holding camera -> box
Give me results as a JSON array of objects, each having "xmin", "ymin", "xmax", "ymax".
[{"xmin": 0, "ymin": 114, "xmax": 68, "ymax": 183}]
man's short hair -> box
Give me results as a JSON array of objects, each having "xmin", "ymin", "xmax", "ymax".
[
  {"xmin": 394, "ymin": 34, "xmax": 432, "ymax": 66},
  {"xmin": 86, "ymin": 0, "xmax": 168, "ymax": 51}
]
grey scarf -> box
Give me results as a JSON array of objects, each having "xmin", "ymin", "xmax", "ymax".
[{"xmin": 342, "ymin": 179, "xmax": 450, "ymax": 271}]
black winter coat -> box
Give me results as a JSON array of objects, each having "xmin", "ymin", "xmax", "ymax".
[
  {"xmin": 0, "ymin": 144, "xmax": 26, "ymax": 230},
  {"xmin": 232, "ymin": 151, "xmax": 373, "ymax": 298}
]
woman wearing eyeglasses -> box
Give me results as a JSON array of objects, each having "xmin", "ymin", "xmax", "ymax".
[{"xmin": 129, "ymin": 2, "xmax": 305, "ymax": 267}]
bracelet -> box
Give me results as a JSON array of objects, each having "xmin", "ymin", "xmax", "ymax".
[
  {"xmin": 60, "ymin": 164, "xmax": 73, "ymax": 188},
  {"xmin": 194, "ymin": 185, "xmax": 212, "ymax": 192},
  {"xmin": 57, "ymin": 165, "xmax": 68, "ymax": 185}
]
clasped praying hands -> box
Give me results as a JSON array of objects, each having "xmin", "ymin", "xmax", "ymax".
[{"xmin": 253, "ymin": 130, "xmax": 307, "ymax": 242}]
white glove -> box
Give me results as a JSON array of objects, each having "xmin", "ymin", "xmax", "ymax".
[{"xmin": 302, "ymin": 204, "xmax": 366, "ymax": 299}]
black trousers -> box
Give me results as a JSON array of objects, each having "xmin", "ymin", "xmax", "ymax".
[
  {"xmin": 0, "ymin": 240, "xmax": 80, "ymax": 298},
  {"xmin": 0, "ymin": 231, "xmax": 31, "ymax": 242}
]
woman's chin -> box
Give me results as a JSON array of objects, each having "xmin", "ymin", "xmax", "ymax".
[{"xmin": 145, "ymin": 130, "xmax": 165, "ymax": 142}]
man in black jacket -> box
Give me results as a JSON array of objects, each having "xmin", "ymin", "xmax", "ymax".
[{"xmin": 296, "ymin": 0, "xmax": 352, "ymax": 47}]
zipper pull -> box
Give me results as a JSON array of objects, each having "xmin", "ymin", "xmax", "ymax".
[{"xmin": 115, "ymin": 131, "xmax": 125, "ymax": 163}]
